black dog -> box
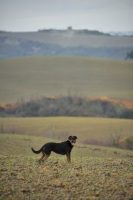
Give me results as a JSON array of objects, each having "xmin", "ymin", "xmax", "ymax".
[{"xmin": 31, "ymin": 136, "xmax": 78, "ymax": 163}]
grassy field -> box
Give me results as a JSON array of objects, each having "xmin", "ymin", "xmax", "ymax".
[
  {"xmin": 0, "ymin": 117, "xmax": 133, "ymax": 144},
  {"xmin": 0, "ymin": 117, "xmax": 133, "ymax": 199},
  {"xmin": 0, "ymin": 134, "xmax": 133, "ymax": 199},
  {"xmin": 0, "ymin": 133, "xmax": 133, "ymax": 158},
  {"xmin": 0, "ymin": 56, "xmax": 133, "ymax": 104},
  {"xmin": 0, "ymin": 55, "xmax": 133, "ymax": 198}
]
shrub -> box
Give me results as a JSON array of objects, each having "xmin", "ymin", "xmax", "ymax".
[{"xmin": 2, "ymin": 96, "xmax": 133, "ymax": 119}]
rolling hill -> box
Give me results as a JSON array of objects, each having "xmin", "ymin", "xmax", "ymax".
[
  {"xmin": 0, "ymin": 30, "xmax": 133, "ymax": 59},
  {"xmin": 0, "ymin": 117, "xmax": 133, "ymax": 145},
  {"xmin": 0, "ymin": 56, "xmax": 133, "ymax": 104}
]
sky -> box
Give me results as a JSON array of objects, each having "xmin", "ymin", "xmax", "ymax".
[{"xmin": 0, "ymin": 0, "xmax": 133, "ymax": 33}]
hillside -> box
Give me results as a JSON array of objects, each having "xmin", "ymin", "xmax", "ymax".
[
  {"xmin": 0, "ymin": 30, "xmax": 133, "ymax": 59},
  {"xmin": 1, "ymin": 133, "xmax": 133, "ymax": 158},
  {"xmin": 0, "ymin": 117, "xmax": 133, "ymax": 146},
  {"xmin": 0, "ymin": 134, "xmax": 133, "ymax": 199},
  {"xmin": 0, "ymin": 56, "xmax": 133, "ymax": 104}
]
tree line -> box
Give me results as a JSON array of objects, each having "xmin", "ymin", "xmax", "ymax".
[{"xmin": 0, "ymin": 96, "xmax": 133, "ymax": 119}]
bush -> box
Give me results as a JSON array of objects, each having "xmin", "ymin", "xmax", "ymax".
[
  {"xmin": 119, "ymin": 137, "xmax": 133, "ymax": 150},
  {"xmin": 2, "ymin": 96, "xmax": 133, "ymax": 119}
]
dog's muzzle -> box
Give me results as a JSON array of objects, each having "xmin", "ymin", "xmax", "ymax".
[{"xmin": 70, "ymin": 140, "xmax": 76, "ymax": 146}]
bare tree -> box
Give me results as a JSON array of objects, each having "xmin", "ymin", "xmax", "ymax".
[{"xmin": 109, "ymin": 129, "xmax": 122, "ymax": 147}]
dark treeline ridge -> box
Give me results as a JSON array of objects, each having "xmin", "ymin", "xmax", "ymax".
[
  {"xmin": 0, "ymin": 96, "xmax": 133, "ymax": 119},
  {"xmin": 38, "ymin": 29, "xmax": 111, "ymax": 36}
]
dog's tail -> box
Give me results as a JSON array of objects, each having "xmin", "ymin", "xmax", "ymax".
[{"xmin": 31, "ymin": 147, "xmax": 42, "ymax": 154}]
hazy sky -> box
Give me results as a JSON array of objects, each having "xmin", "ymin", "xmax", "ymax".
[{"xmin": 0, "ymin": 0, "xmax": 133, "ymax": 32}]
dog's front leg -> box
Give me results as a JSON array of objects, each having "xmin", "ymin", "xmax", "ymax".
[{"xmin": 66, "ymin": 153, "xmax": 71, "ymax": 163}]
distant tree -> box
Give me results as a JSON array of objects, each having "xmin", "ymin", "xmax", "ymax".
[{"xmin": 125, "ymin": 51, "xmax": 133, "ymax": 60}]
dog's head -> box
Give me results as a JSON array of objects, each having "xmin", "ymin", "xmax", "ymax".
[{"xmin": 68, "ymin": 136, "xmax": 78, "ymax": 146}]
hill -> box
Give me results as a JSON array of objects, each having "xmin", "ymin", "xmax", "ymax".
[
  {"xmin": 0, "ymin": 134, "xmax": 133, "ymax": 199},
  {"xmin": 0, "ymin": 30, "xmax": 133, "ymax": 59},
  {"xmin": 0, "ymin": 56, "xmax": 133, "ymax": 104},
  {"xmin": 0, "ymin": 117, "xmax": 133, "ymax": 146},
  {"xmin": 0, "ymin": 133, "xmax": 133, "ymax": 158}
]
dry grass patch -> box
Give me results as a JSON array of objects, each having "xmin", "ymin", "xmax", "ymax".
[{"xmin": 0, "ymin": 155, "xmax": 133, "ymax": 199}]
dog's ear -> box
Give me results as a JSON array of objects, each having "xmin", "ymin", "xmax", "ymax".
[
  {"xmin": 73, "ymin": 136, "xmax": 78, "ymax": 139},
  {"xmin": 68, "ymin": 136, "xmax": 72, "ymax": 140}
]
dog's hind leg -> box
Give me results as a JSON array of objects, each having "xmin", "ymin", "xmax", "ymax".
[
  {"xmin": 38, "ymin": 152, "xmax": 45, "ymax": 164},
  {"xmin": 42, "ymin": 154, "xmax": 49, "ymax": 163}
]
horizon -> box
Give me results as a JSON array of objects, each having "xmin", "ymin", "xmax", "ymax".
[{"xmin": 0, "ymin": 28, "xmax": 133, "ymax": 36}]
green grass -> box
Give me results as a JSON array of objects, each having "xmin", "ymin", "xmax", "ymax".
[
  {"xmin": 0, "ymin": 117, "xmax": 133, "ymax": 144},
  {"xmin": 0, "ymin": 56, "xmax": 133, "ymax": 103}
]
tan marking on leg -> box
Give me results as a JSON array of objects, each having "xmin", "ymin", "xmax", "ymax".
[
  {"xmin": 42, "ymin": 154, "xmax": 49, "ymax": 163},
  {"xmin": 38, "ymin": 152, "xmax": 45, "ymax": 164},
  {"xmin": 66, "ymin": 153, "xmax": 71, "ymax": 163}
]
